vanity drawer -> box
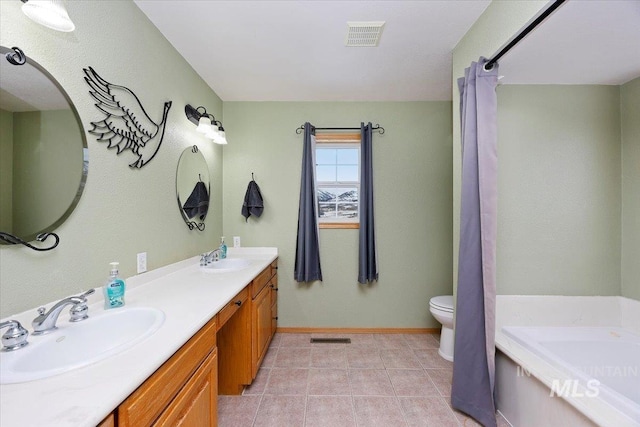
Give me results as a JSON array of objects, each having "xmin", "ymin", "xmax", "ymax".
[
  {"xmin": 251, "ymin": 266, "xmax": 272, "ymax": 299},
  {"xmin": 217, "ymin": 287, "xmax": 249, "ymax": 329}
]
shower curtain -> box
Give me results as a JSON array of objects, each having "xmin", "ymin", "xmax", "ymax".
[
  {"xmin": 451, "ymin": 58, "xmax": 498, "ymax": 427},
  {"xmin": 294, "ymin": 122, "xmax": 323, "ymax": 282}
]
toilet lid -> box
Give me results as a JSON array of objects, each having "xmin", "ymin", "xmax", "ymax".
[{"xmin": 430, "ymin": 295, "xmax": 454, "ymax": 312}]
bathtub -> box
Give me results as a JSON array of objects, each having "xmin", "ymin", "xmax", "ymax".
[{"xmin": 495, "ymin": 296, "xmax": 640, "ymax": 427}]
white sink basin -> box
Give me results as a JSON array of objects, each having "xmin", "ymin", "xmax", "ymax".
[
  {"xmin": 202, "ymin": 258, "xmax": 251, "ymax": 273},
  {"xmin": 0, "ymin": 306, "xmax": 165, "ymax": 384}
]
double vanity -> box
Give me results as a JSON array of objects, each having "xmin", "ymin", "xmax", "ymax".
[{"xmin": 0, "ymin": 247, "xmax": 278, "ymax": 427}]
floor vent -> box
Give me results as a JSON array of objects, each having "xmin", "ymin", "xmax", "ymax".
[
  {"xmin": 345, "ymin": 21, "xmax": 385, "ymax": 47},
  {"xmin": 310, "ymin": 338, "xmax": 352, "ymax": 344}
]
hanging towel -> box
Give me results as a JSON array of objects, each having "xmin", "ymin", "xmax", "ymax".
[
  {"xmin": 182, "ymin": 181, "xmax": 209, "ymax": 220},
  {"xmin": 242, "ymin": 180, "xmax": 264, "ymax": 221}
]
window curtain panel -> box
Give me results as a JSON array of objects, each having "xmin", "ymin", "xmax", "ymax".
[
  {"xmin": 358, "ymin": 122, "xmax": 378, "ymax": 284},
  {"xmin": 294, "ymin": 122, "xmax": 323, "ymax": 282},
  {"xmin": 451, "ymin": 58, "xmax": 498, "ymax": 427}
]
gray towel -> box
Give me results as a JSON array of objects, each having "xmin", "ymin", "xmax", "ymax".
[
  {"xmin": 242, "ymin": 180, "xmax": 264, "ymax": 221},
  {"xmin": 182, "ymin": 181, "xmax": 209, "ymax": 220}
]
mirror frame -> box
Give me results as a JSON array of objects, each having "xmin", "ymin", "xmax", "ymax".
[
  {"xmin": 176, "ymin": 145, "xmax": 210, "ymax": 231},
  {"xmin": 0, "ymin": 46, "xmax": 88, "ymax": 245}
]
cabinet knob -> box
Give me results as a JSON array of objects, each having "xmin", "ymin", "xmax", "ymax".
[
  {"xmin": 235, "ymin": 301, "xmax": 242, "ymax": 306},
  {"xmin": 273, "ymin": 316, "xmax": 278, "ymax": 320}
]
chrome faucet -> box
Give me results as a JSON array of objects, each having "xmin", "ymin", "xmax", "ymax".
[
  {"xmin": 32, "ymin": 288, "xmax": 95, "ymax": 335},
  {"xmin": 202, "ymin": 249, "xmax": 222, "ymax": 265},
  {"xmin": 0, "ymin": 320, "xmax": 29, "ymax": 351}
]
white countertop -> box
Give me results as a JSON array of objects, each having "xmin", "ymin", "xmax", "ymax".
[{"xmin": 0, "ymin": 247, "xmax": 278, "ymax": 427}]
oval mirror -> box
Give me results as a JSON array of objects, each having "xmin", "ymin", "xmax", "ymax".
[
  {"xmin": 176, "ymin": 146, "xmax": 210, "ymax": 230},
  {"xmin": 0, "ymin": 46, "xmax": 88, "ymax": 245}
]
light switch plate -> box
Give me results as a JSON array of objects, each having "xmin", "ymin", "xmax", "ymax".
[
  {"xmin": 233, "ymin": 236, "xmax": 241, "ymax": 248},
  {"xmin": 137, "ymin": 252, "xmax": 147, "ymax": 273}
]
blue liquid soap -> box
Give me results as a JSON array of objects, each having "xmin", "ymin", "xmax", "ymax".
[
  {"xmin": 104, "ymin": 262, "xmax": 126, "ymax": 309},
  {"xmin": 219, "ymin": 237, "xmax": 227, "ymax": 259}
]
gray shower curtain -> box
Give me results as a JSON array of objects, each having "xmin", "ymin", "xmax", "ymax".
[
  {"xmin": 358, "ymin": 122, "xmax": 378, "ymax": 284},
  {"xmin": 294, "ymin": 122, "xmax": 323, "ymax": 282},
  {"xmin": 451, "ymin": 58, "xmax": 498, "ymax": 427}
]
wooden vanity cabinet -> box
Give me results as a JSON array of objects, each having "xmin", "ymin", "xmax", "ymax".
[
  {"xmin": 216, "ymin": 288, "xmax": 251, "ymax": 395},
  {"xmin": 251, "ymin": 260, "xmax": 278, "ymax": 379},
  {"xmin": 117, "ymin": 317, "xmax": 217, "ymax": 427},
  {"xmin": 112, "ymin": 257, "xmax": 277, "ymax": 426}
]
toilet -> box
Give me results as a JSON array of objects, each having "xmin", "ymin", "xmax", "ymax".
[{"xmin": 429, "ymin": 295, "xmax": 454, "ymax": 361}]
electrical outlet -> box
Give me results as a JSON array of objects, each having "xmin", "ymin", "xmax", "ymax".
[
  {"xmin": 137, "ymin": 252, "xmax": 147, "ymax": 273},
  {"xmin": 233, "ymin": 236, "xmax": 241, "ymax": 248}
]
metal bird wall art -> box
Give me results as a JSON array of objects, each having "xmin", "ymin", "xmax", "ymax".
[{"xmin": 83, "ymin": 67, "xmax": 172, "ymax": 168}]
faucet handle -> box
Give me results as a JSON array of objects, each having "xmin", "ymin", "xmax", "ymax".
[
  {"xmin": 77, "ymin": 288, "xmax": 95, "ymax": 300},
  {"xmin": 37, "ymin": 306, "xmax": 46, "ymax": 315},
  {"xmin": 69, "ymin": 288, "xmax": 95, "ymax": 322},
  {"xmin": 69, "ymin": 303, "xmax": 89, "ymax": 322},
  {"xmin": 0, "ymin": 320, "xmax": 29, "ymax": 351}
]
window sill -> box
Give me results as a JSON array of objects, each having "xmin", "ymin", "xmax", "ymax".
[{"xmin": 319, "ymin": 223, "xmax": 360, "ymax": 229}]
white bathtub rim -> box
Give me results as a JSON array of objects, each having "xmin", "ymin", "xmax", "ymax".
[
  {"xmin": 496, "ymin": 330, "xmax": 639, "ymax": 427},
  {"xmin": 502, "ymin": 326, "xmax": 639, "ymax": 422}
]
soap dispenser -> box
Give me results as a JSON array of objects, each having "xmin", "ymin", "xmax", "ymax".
[
  {"xmin": 219, "ymin": 237, "xmax": 227, "ymax": 259},
  {"xmin": 104, "ymin": 262, "xmax": 126, "ymax": 309}
]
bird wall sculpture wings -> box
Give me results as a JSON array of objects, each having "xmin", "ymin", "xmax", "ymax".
[{"xmin": 83, "ymin": 67, "xmax": 172, "ymax": 168}]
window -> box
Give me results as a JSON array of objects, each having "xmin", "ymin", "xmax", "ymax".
[{"xmin": 315, "ymin": 133, "xmax": 360, "ymax": 229}]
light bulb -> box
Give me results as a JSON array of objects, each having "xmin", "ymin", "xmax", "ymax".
[
  {"xmin": 205, "ymin": 124, "xmax": 219, "ymax": 140},
  {"xmin": 216, "ymin": 129, "xmax": 228, "ymax": 145},
  {"xmin": 22, "ymin": 0, "xmax": 75, "ymax": 32},
  {"xmin": 196, "ymin": 116, "xmax": 211, "ymax": 134}
]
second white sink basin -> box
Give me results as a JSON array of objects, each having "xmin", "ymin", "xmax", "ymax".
[
  {"xmin": 0, "ymin": 306, "xmax": 165, "ymax": 384},
  {"xmin": 202, "ymin": 258, "xmax": 251, "ymax": 273}
]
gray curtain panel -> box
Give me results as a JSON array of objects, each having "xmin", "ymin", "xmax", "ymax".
[
  {"xmin": 358, "ymin": 122, "xmax": 378, "ymax": 284},
  {"xmin": 451, "ymin": 58, "xmax": 498, "ymax": 427},
  {"xmin": 294, "ymin": 122, "xmax": 323, "ymax": 282}
]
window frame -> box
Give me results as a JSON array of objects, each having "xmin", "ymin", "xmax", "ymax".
[{"xmin": 315, "ymin": 133, "xmax": 361, "ymax": 229}]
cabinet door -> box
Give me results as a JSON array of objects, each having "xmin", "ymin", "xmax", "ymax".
[
  {"xmin": 270, "ymin": 298, "xmax": 278, "ymax": 337},
  {"xmin": 118, "ymin": 318, "xmax": 217, "ymax": 427},
  {"xmin": 153, "ymin": 349, "xmax": 218, "ymax": 427},
  {"xmin": 270, "ymin": 277, "xmax": 278, "ymax": 337},
  {"xmin": 252, "ymin": 284, "xmax": 272, "ymax": 378}
]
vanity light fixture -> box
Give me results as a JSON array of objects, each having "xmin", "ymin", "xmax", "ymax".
[
  {"xmin": 21, "ymin": 0, "xmax": 75, "ymax": 32},
  {"xmin": 185, "ymin": 104, "xmax": 228, "ymax": 145}
]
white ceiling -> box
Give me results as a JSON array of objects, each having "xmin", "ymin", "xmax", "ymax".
[
  {"xmin": 134, "ymin": 0, "xmax": 640, "ymax": 102},
  {"xmin": 134, "ymin": 0, "xmax": 491, "ymax": 101},
  {"xmin": 499, "ymin": 0, "xmax": 640, "ymax": 85}
]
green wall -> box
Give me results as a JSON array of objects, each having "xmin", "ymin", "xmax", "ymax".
[
  {"xmin": 451, "ymin": 2, "xmax": 638, "ymax": 300},
  {"xmin": 451, "ymin": 0, "xmax": 548, "ymax": 292},
  {"xmin": 0, "ymin": 109, "xmax": 13, "ymax": 232},
  {"xmin": 222, "ymin": 102, "xmax": 452, "ymax": 328},
  {"xmin": 0, "ymin": 0, "xmax": 223, "ymax": 317},
  {"xmin": 12, "ymin": 110, "xmax": 82, "ymax": 237},
  {"xmin": 496, "ymin": 85, "xmax": 621, "ymax": 295},
  {"xmin": 621, "ymin": 77, "xmax": 640, "ymax": 300}
]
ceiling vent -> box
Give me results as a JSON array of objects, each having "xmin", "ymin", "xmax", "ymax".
[{"xmin": 345, "ymin": 21, "xmax": 385, "ymax": 47}]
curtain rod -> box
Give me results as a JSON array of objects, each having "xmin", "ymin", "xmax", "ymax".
[
  {"xmin": 484, "ymin": 0, "xmax": 567, "ymax": 71},
  {"xmin": 295, "ymin": 124, "xmax": 385, "ymax": 135}
]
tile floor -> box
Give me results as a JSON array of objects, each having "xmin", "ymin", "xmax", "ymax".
[{"xmin": 218, "ymin": 333, "xmax": 510, "ymax": 427}]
